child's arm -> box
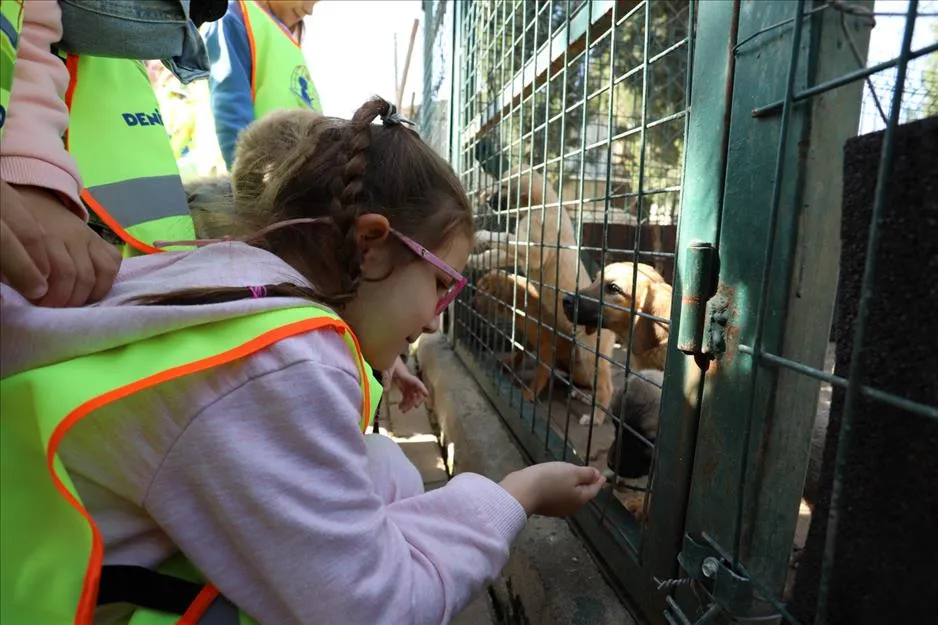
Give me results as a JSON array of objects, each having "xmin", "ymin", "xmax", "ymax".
[
  {"xmin": 203, "ymin": 5, "xmax": 255, "ymax": 170},
  {"xmin": 143, "ymin": 342, "xmax": 528, "ymax": 624},
  {"xmin": 0, "ymin": 0, "xmax": 120, "ymax": 306},
  {"xmin": 0, "ymin": 0, "xmax": 84, "ymax": 217}
]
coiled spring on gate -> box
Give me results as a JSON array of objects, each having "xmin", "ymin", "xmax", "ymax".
[{"xmin": 654, "ymin": 577, "xmax": 695, "ymax": 591}]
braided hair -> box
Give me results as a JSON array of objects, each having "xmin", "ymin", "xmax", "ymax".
[{"xmin": 135, "ymin": 97, "xmax": 472, "ymax": 308}]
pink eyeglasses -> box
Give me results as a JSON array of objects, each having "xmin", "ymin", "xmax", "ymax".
[
  {"xmin": 155, "ymin": 217, "xmax": 467, "ymax": 315},
  {"xmin": 390, "ymin": 229, "xmax": 467, "ymax": 315}
]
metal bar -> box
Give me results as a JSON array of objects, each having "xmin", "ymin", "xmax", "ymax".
[
  {"xmin": 595, "ymin": 0, "xmax": 622, "ymax": 533},
  {"xmin": 752, "ymin": 40, "xmax": 938, "ymax": 118},
  {"xmin": 738, "ymin": 346, "xmax": 938, "ymax": 421},
  {"xmin": 732, "ymin": 2, "xmax": 830, "ymax": 56},
  {"xmin": 643, "ymin": 0, "xmax": 724, "ymax": 599},
  {"xmin": 816, "ymin": 3, "xmax": 921, "ymax": 622},
  {"xmin": 731, "ymin": 0, "xmax": 807, "ymax": 568},
  {"xmin": 531, "ymin": 1, "xmax": 557, "ymax": 441},
  {"xmin": 573, "ymin": 0, "xmax": 599, "ymax": 464},
  {"xmin": 540, "ymin": 0, "xmax": 571, "ymax": 446}
]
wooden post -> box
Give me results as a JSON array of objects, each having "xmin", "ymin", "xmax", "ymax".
[{"xmin": 396, "ymin": 18, "xmax": 419, "ymax": 111}]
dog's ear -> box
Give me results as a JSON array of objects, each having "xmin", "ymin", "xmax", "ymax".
[{"xmin": 648, "ymin": 281, "xmax": 673, "ymax": 316}]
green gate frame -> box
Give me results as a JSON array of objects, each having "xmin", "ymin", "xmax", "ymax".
[{"xmin": 664, "ymin": 1, "xmax": 874, "ymax": 622}]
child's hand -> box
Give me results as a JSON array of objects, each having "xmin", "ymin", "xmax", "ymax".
[
  {"xmin": 5, "ymin": 184, "xmax": 121, "ymax": 307},
  {"xmin": 499, "ymin": 462, "xmax": 606, "ymax": 517},
  {"xmin": 1, "ymin": 180, "xmax": 52, "ymax": 300},
  {"xmin": 386, "ymin": 356, "xmax": 429, "ymax": 413}
]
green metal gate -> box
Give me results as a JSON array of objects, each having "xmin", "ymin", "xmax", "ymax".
[
  {"xmin": 427, "ymin": 0, "xmax": 938, "ymax": 623},
  {"xmin": 661, "ymin": 1, "xmax": 937, "ymax": 623}
]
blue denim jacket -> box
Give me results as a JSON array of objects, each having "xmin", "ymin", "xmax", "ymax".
[{"xmin": 56, "ymin": 0, "xmax": 217, "ymax": 83}]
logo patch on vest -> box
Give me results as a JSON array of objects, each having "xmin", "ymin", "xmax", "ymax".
[
  {"xmin": 290, "ymin": 65, "xmax": 319, "ymax": 110},
  {"xmin": 122, "ymin": 109, "xmax": 164, "ymax": 128}
]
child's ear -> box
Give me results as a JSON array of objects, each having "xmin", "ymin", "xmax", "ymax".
[{"xmin": 355, "ymin": 213, "xmax": 391, "ymax": 250}]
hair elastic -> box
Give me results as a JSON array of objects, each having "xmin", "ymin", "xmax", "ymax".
[
  {"xmin": 249, "ymin": 286, "xmax": 268, "ymax": 299},
  {"xmin": 381, "ymin": 103, "xmax": 415, "ymax": 128}
]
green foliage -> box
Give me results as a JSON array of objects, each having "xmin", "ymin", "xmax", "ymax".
[
  {"xmin": 923, "ymin": 23, "xmax": 938, "ymax": 118},
  {"xmin": 463, "ymin": 0, "xmax": 691, "ymax": 199}
]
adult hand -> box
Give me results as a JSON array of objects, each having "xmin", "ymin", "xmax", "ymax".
[{"xmin": 499, "ymin": 462, "xmax": 606, "ymax": 517}]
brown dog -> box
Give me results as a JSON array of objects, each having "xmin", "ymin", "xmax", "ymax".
[
  {"xmin": 473, "ymin": 270, "xmax": 581, "ymax": 404},
  {"xmin": 467, "ymin": 169, "xmax": 617, "ymax": 426},
  {"xmin": 563, "ymin": 262, "xmax": 672, "ymax": 371}
]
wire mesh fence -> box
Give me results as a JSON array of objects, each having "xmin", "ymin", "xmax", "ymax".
[
  {"xmin": 418, "ymin": 0, "xmax": 453, "ymax": 159},
  {"xmin": 432, "ymin": 0, "xmax": 694, "ymax": 612}
]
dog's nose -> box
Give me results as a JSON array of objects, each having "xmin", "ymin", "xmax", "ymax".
[{"xmin": 562, "ymin": 294, "xmax": 576, "ymax": 319}]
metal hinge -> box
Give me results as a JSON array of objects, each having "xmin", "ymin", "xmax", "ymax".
[{"xmin": 677, "ymin": 241, "xmax": 723, "ymax": 358}]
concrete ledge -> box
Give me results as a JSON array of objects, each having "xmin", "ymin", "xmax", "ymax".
[{"xmin": 416, "ymin": 333, "xmax": 638, "ymax": 625}]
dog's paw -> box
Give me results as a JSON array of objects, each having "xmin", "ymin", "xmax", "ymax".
[
  {"xmin": 477, "ymin": 188, "xmax": 495, "ymax": 204},
  {"xmin": 579, "ymin": 412, "xmax": 607, "ymax": 427}
]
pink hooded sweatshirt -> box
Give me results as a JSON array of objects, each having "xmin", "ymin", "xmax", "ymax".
[
  {"xmin": 0, "ymin": 243, "xmax": 527, "ymax": 624},
  {"xmin": 0, "ymin": 0, "xmax": 85, "ymax": 216}
]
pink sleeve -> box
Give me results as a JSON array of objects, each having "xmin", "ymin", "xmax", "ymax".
[
  {"xmin": 0, "ymin": 0, "xmax": 85, "ymax": 219},
  {"xmin": 144, "ymin": 334, "xmax": 527, "ymax": 624}
]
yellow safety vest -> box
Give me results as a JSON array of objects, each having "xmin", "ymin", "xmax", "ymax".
[
  {"xmin": 0, "ymin": 305, "xmax": 381, "ymax": 624},
  {"xmin": 62, "ymin": 53, "xmax": 196, "ymax": 256},
  {"xmin": 0, "ymin": 0, "xmax": 25, "ymax": 138},
  {"xmin": 238, "ymin": 0, "xmax": 321, "ymax": 119}
]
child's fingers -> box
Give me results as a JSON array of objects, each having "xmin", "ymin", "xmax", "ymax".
[
  {"xmin": 571, "ymin": 465, "xmax": 603, "ymax": 486},
  {"xmin": 0, "ymin": 182, "xmax": 52, "ymax": 282},
  {"xmin": 0, "ymin": 219, "xmax": 49, "ymax": 300},
  {"xmin": 87, "ymin": 236, "xmax": 122, "ymax": 304},
  {"xmin": 578, "ymin": 476, "xmax": 606, "ymax": 503},
  {"xmin": 35, "ymin": 240, "xmax": 75, "ymax": 308}
]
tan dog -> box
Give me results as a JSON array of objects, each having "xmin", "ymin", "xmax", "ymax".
[
  {"xmin": 467, "ymin": 170, "xmax": 617, "ymax": 426},
  {"xmin": 563, "ymin": 262, "xmax": 672, "ymax": 371},
  {"xmin": 473, "ymin": 270, "xmax": 579, "ymax": 404}
]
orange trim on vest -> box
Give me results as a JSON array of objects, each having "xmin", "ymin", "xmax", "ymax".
[
  {"xmin": 46, "ymin": 317, "xmax": 363, "ymax": 623},
  {"xmin": 238, "ymin": 0, "xmax": 303, "ymax": 102},
  {"xmin": 79, "ymin": 189, "xmax": 162, "ymax": 255},
  {"xmin": 177, "ymin": 584, "xmax": 221, "ymax": 625},
  {"xmin": 63, "ymin": 54, "xmax": 80, "ymax": 147},
  {"xmin": 238, "ymin": 0, "xmax": 259, "ymax": 101},
  {"xmin": 63, "ymin": 54, "xmax": 164, "ymax": 256},
  {"xmin": 341, "ymin": 325, "xmax": 372, "ymax": 422}
]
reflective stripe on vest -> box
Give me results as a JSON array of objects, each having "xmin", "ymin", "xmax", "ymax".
[
  {"xmin": 0, "ymin": 305, "xmax": 381, "ymax": 624},
  {"xmin": 0, "ymin": 0, "xmax": 25, "ymax": 136},
  {"xmin": 62, "ymin": 53, "xmax": 196, "ymax": 255},
  {"xmin": 239, "ymin": 0, "xmax": 321, "ymax": 119}
]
